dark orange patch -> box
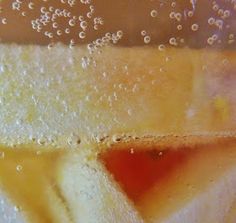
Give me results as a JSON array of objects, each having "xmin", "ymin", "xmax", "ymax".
[{"xmin": 101, "ymin": 147, "xmax": 195, "ymax": 203}]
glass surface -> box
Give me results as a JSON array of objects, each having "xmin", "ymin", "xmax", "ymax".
[{"xmin": 0, "ymin": 1, "xmax": 236, "ymax": 222}]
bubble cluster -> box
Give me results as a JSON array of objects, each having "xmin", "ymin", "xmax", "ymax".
[
  {"xmin": 169, "ymin": 11, "xmax": 182, "ymax": 22},
  {"xmin": 1, "ymin": 0, "xmax": 235, "ymax": 49},
  {"xmin": 86, "ymin": 31, "xmax": 123, "ymax": 54},
  {"xmin": 11, "ymin": 0, "xmax": 107, "ymax": 49},
  {"xmin": 139, "ymin": 1, "xmax": 236, "ymax": 47}
]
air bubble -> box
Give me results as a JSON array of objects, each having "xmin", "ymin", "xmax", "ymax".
[
  {"xmin": 79, "ymin": 31, "xmax": 86, "ymax": 39},
  {"xmin": 80, "ymin": 21, "xmax": 88, "ymax": 30},
  {"xmin": 169, "ymin": 11, "xmax": 175, "ymax": 19},
  {"xmin": 175, "ymin": 12, "xmax": 182, "ymax": 21},
  {"xmin": 21, "ymin": 11, "xmax": 26, "ymax": 16},
  {"xmin": 87, "ymin": 12, "xmax": 92, "ymax": 18},
  {"xmin": 169, "ymin": 37, "xmax": 177, "ymax": 46},
  {"xmin": 0, "ymin": 65, "xmax": 5, "ymax": 73},
  {"xmin": 78, "ymin": 15, "xmax": 84, "ymax": 21},
  {"xmin": 180, "ymin": 38, "xmax": 185, "ymax": 43},
  {"xmin": 177, "ymin": 24, "xmax": 182, "ymax": 30},
  {"xmin": 12, "ymin": 1, "xmax": 21, "ymax": 10},
  {"xmin": 150, "ymin": 9, "xmax": 158, "ymax": 17},
  {"xmin": 127, "ymin": 109, "xmax": 132, "ymax": 116},
  {"xmin": 158, "ymin": 44, "xmax": 165, "ymax": 51},
  {"xmin": 187, "ymin": 11, "xmax": 194, "ymax": 17},
  {"xmin": 1, "ymin": 18, "xmax": 7, "ymax": 25},
  {"xmin": 144, "ymin": 36, "xmax": 151, "ymax": 44},
  {"xmin": 69, "ymin": 18, "xmax": 76, "ymax": 27},
  {"xmin": 67, "ymin": 134, "xmax": 81, "ymax": 147},
  {"xmin": 117, "ymin": 30, "xmax": 123, "ymax": 38},
  {"xmin": 14, "ymin": 206, "xmax": 21, "ymax": 212},
  {"xmin": 81, "ymin": 56, "xmax": 90, "ymax": 69},
  {"xmin": 56, "ymin": 30, "xmax": 62, "ymax": 36},
  {"xmin": 52, "ymin": 22, "xmax": 58, "ymax": 29},
  {"xmin": 0, "ymin": 151, "xmax": 4, "ymax": 159},
  {"xmin": 112, "ymin": 135, "xmax": 122, "ymax": 143},
  {"xmin": 212, "ymin": 34, "xmax": 218, "ymax": 41},
  {"xmin": 208, "ymin": 17, "xmax": 215, "ymax": 25},
  {"xmin": 215, "ymin": 19, "xmax": 223, "ymax": 29},
  {"xmin": 16, "ymin": 165, "xmax": 23, "ymax": 172},
  {"xmin": 171, "ymin": 2, "xmax": 176, "ymax": 7},
  {"xmin": 37, "ymin": 137, "xmax": 47, "ymax": 145},
  {"xmin": 218, "ymin": 9, "xmax": 224, "ymax": 17},
  {"xmin": 40, "ymin": 7, "xmax": 47, "ymax": 14},
  {"xmin": 28, "ymin": 2, "xmax": 34, "ymax": 10},
  {"xmin": 212, "ymin": 4, "xmax": 219, "ymax": 11},
  {"xmin": 159, "ymin": 67, "xmax": 165, "ymax": 73},
  {"xmin": 141, "ymin": 30, "xmax": 147, "ymax": 36},
  {"xmin": 191, "ymin": 23, "xmax": 199, "ymax": 31},
  {"xmin": 223, "ymin": 10, "xmax": 231, "ymax": 19},
  {"xmin": 65, "ymin": 28, "xmax": 70, "ymax": 34},
  {"xmin": 207, "ymin": 37, "xmax": 214, "ymax": 45},
  {"xmin": 229, "ymin": 34, "xmax": 234, "ymax": 39}
]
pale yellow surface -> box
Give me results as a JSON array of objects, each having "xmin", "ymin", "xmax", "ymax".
[{"xmin": 0, "ymin": 45, "xmax": 235, "ymax": 148}]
